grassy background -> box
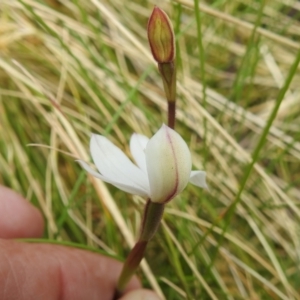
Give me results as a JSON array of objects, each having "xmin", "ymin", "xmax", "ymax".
[{"xmin": 1, "ymin": 0, "xmax": 300, "ymax": 299}]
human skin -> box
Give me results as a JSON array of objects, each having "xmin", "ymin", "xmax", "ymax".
[{"xmin": 0, "ymin": 185, "xmax": 159, "ymax": 300}]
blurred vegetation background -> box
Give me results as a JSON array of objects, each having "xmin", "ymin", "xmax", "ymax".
[{"xmin": 1, "ymin": 0, "xmax": 300, "ymax": 299}]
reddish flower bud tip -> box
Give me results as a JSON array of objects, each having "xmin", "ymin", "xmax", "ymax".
[{"xmin": 147, "ymin": 6, "xmax": 175, "ymax": 63}]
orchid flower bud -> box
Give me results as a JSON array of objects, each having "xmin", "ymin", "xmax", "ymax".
[{"xmin": 147, "ymin": 6, "xmax": 175, "ymax": 63}]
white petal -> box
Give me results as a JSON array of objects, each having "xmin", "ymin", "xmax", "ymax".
[
  {"xmin": 130, "ymin": 133, "xmax": 149, "ymax": 174},
  {"xmin": 90, "ymin": 134, "xmax": 149, "ymax": 193},
  {"xmin": 145, "ymin": 124, "xmax": 192, "ymax": 203},
  {"xmin": 77, "ymin": 160, "xmax": 149, "ymax": 197},
  {"xmin": 189, "ymin": 171, "xmax": 208, "ymax": 189}
]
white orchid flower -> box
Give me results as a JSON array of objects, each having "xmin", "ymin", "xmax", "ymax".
[{"xmin": 78, "ymin": 124, "xmax": 207, "ymax": 204}]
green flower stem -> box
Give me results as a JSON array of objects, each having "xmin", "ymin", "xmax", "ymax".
[
  {"xmin": 158, "ymin": 62, "xmax": 176, "ymax": 103},
  {"xmin": 115, "ymin": 240, "xmax": 148, "ymax": 297},
  {"xmin": 168, "ymin": 101, "xmax": 176, "ymax": 129},
  {"xmin": 139, "ymin": 200, "xmax": 165, "ymax": 241},
  {"xmin": 115, "ymin": 200, "xmax": 165, "ymax": 296},
  {"xmin": 158, "ymin": 62, "xmax": 177, "ymax": 129}
]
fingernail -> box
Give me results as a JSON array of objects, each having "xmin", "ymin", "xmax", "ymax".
[{"xmin": 119, "ymin": 289, "xmax": 161, "ymax": 300}]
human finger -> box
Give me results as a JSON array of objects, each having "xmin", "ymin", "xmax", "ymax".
[
  {"xmin": 0, "ymin": 185, "xmax": 44, "ymax": 239},
  {"xmin": 0, "ymin": 239, "xmax": 140, "ymax": 300}
]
